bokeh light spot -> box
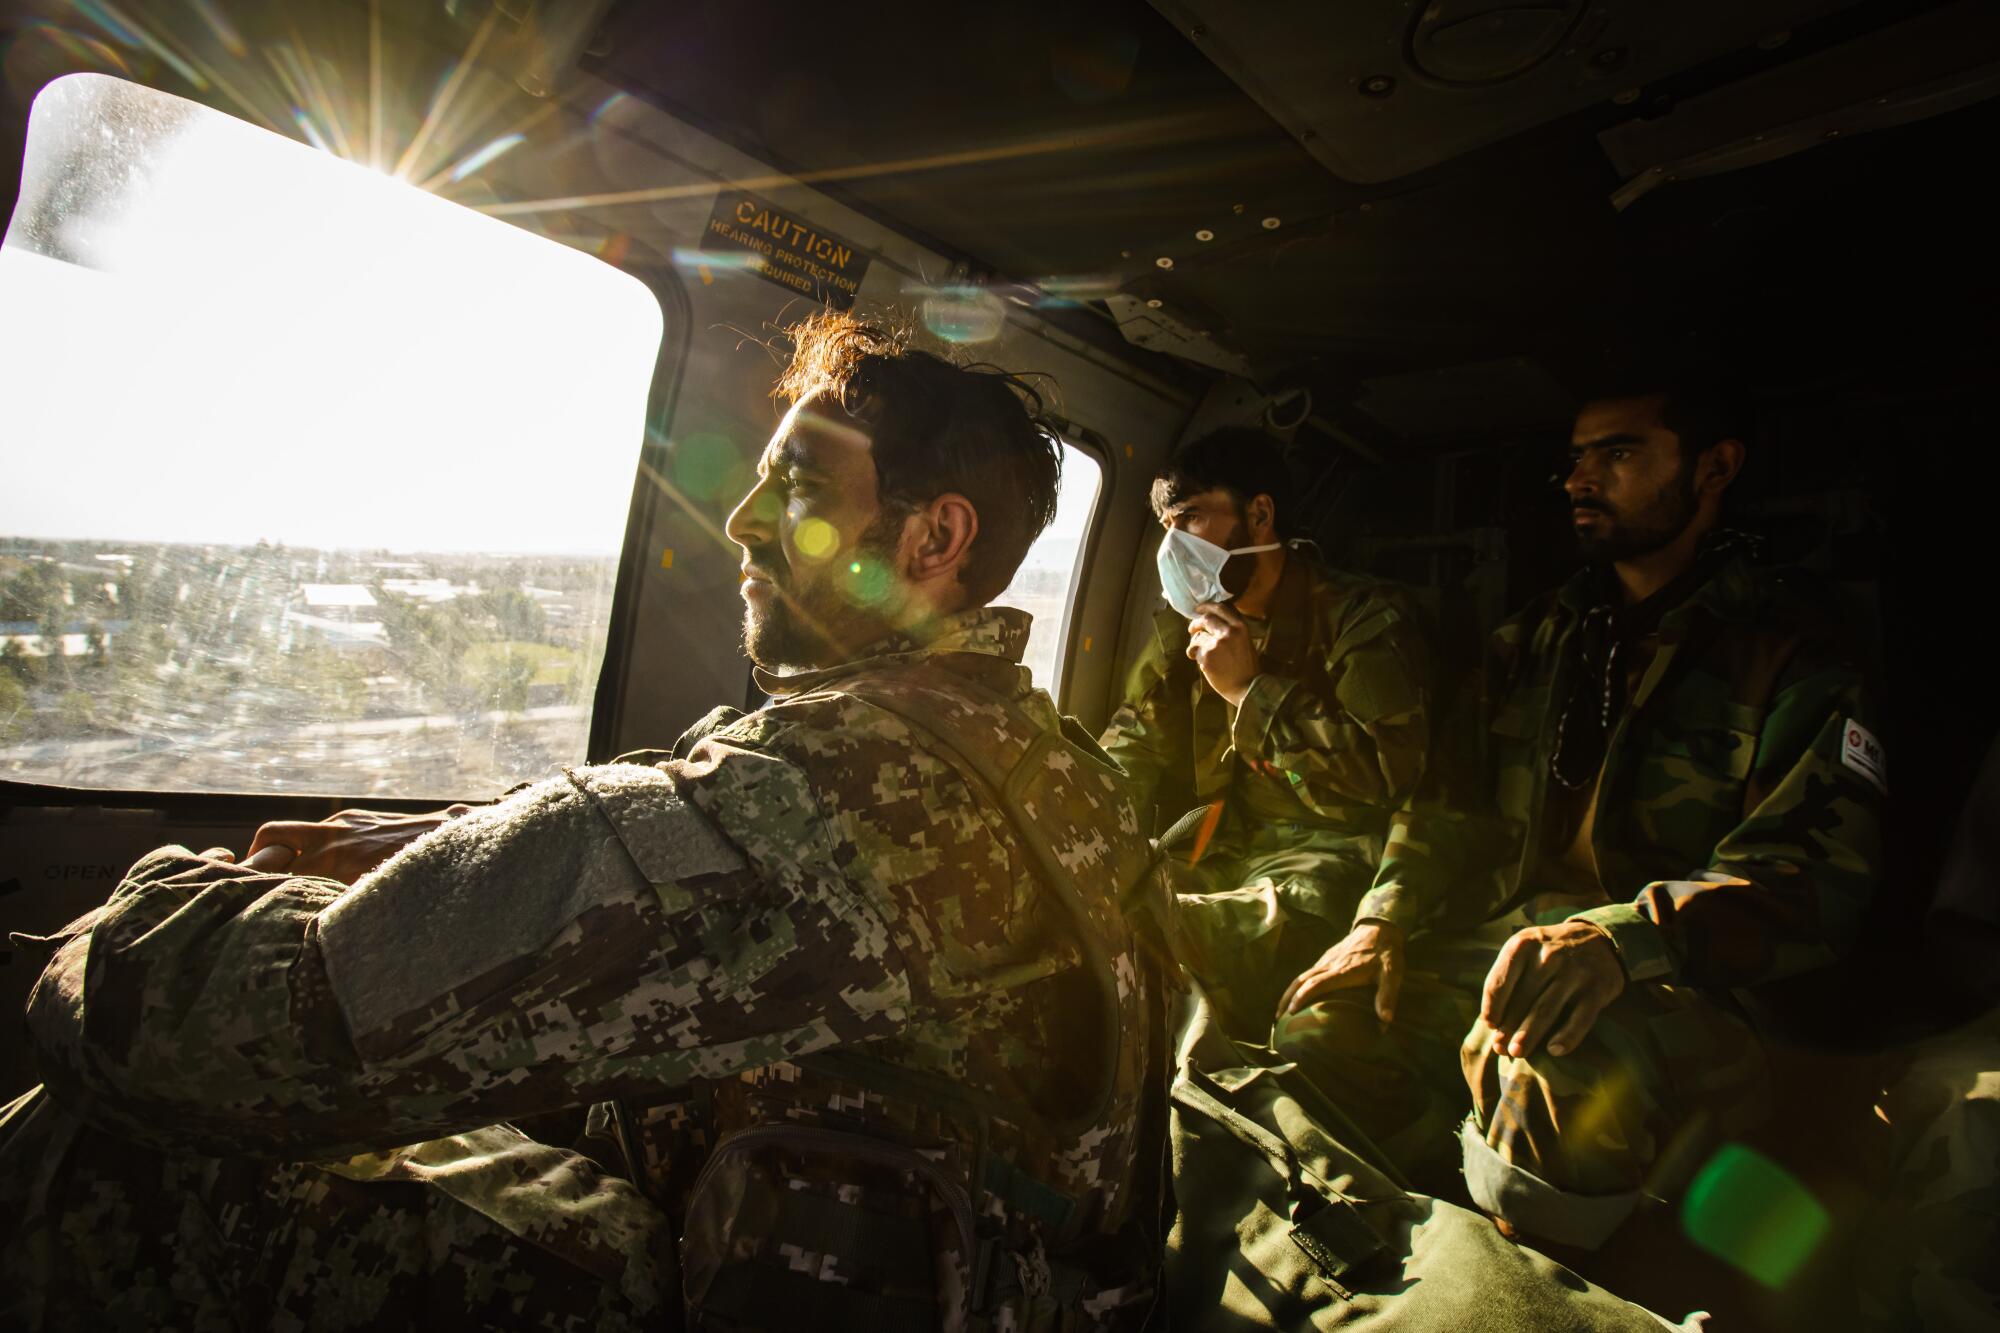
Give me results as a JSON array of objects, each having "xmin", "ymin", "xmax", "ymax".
[
  {"xmin": 672, "ymin": 247, "xmax": 758, "ymax": 272},
  {"xmin": 794, "ymin": 517, "xmax": 838, "ymax": 562},
  {"xmin": 671, "ymin": 433, "xmax": 741, "ymax": 502},
  {"xmin": 844, "ymin": 554, "xmax": 894, "ymax": 607},
  {"xmin": 1680, "ymin": 1143, "xmax": 1829, "ymax": 1289},
  {"xmin": 921, "ymin": 284, "xmax": 1006, "ymax": 344}
]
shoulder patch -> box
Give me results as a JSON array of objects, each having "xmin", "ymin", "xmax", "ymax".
[{"xmin": 1841, "ymin": 718, "xmax": 1887, "ymax": 794}]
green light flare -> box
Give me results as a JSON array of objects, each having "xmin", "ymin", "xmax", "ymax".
[{"xmin": 1680, "ymin": 1142, "xmax": 1830, "ymax": 1289}]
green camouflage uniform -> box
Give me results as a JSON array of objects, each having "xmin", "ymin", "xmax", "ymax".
[
  {"xmin": 1276, "ymin": 551, "xmax": 1883, "ymax": 1247},
  {"xmin": 1859, "ymin": 734, "xmax": 2000, "ymax": 1332},
  {"xmin": 1861, "ymin": 1014, "xmax": 2000, "ymax": 1332},
  {"xmin": 4, "ymin": 607, "xmax": 1167, "ymax": 1330},
  {"xmin": 1100, "ymin": 547, "xmax": 1430, "ymax": 1036}
]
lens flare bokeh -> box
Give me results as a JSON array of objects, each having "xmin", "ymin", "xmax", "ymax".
[
  {"xmin": 1679, "ymin": 1142, "xmax": 1830, "ymax": 1289},
  {"xmin": 920, "ymin": 284, "xmax": 1006, "ymax": 344}
]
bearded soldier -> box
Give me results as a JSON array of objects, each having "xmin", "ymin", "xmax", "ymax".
[
  {"xmin": 1274, "ymin": 383, "xmax": 1883, "ymax": 1252},
  {"xmin": 2, "ymin": 313, "xmax": 1167, "ymax": 1329}
]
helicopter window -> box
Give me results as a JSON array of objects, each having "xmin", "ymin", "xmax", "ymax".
[
  {"xmin": 997, "ymin": 439, "xmax": 1102, "ymax": 697},
  {"xmin": 0, "ymin": 75, "xmax": 663, "ymax": 798}
]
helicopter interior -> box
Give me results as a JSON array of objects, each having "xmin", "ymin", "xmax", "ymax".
[{"xmin": 2, "ymin": 0, "xmax": 1998, "ymax": 1325}]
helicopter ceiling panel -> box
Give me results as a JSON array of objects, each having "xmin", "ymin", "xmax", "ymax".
[{"xmin": 1144, "ymin": 0, "xmax": 1863, "ymax": 183}]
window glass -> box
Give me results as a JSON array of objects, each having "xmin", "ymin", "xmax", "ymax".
[
  {"xmin": 0, "ymin": 75, "xmax": 662, "ymax": 797},
  {"xmin": 997, "ymin": 441, "xmax": 1103, "ymax": 694}
]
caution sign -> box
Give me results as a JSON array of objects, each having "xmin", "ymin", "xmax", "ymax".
[{"xmin": 702, "ymin": 190, "xmax": 871, "ymax": 308}]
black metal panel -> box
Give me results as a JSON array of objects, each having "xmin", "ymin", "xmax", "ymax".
[
  {"xmin": 587, "ymin": 2, "xmax": 1350, "ymax": 298},
  {"xmin": 1147, "ymin": 0, "xmax": 1861, "ymax": 183}
]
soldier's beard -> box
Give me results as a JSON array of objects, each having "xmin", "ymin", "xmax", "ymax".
[
  {"xmin": 740, "ymin": 515, "xmax": 903, "ymax": 671},
  {"xmin": 1574, "ymin": 462, "xmax": 1701, "ymax": 564},
  {"xmin": 1210, "ymin": 512, "xmax": 1259, "ymax": 599}
]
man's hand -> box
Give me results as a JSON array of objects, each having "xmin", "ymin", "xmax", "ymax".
[
  {"xmin": 200, "ymin": 844, "xmax": 306, "ymax": 872},
  {"xmin": 1480, "ymin": 920, "xmax": 1626, "ymax": 1059},
  {"xmin": 1278, "ymin": 921, "xmax": 1405, "ymax": 1023},
  {"xmin": 1187, "ymin": 601, "xmax": 1260, "ymax": 707},
  {"xmin": 246, "ymin": 805, "xmax": 473, "ymax": 885}
]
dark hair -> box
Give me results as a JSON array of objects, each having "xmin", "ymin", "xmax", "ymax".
[
  {"xmin": 1590, "ymin": 378, "xmax": 1750, "ymax": 462},
  {"xmin": 1150, "ymin": 427, "xmax": 1295, "ymax": 535},
  {"xmin": 777, "ymin": 310, "xmax": 1062, "ymax": 604}
]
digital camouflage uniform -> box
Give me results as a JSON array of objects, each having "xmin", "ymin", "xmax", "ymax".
[
  {"xmin": 1100, "ymin": 547, "xmax": 1430, "ymax": 1037},
  {"xmin": 1276, "ymin": 551, "xmax": 1883, "ymax": 1247},
  {"xmin": 3, "ymin": 607, "xmax": 1168, "ymax": 1330}
]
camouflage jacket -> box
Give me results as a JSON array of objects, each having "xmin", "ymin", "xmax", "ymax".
[
  {"xmin": 1357, "ymin": 555, "xmax": 1883, "ymax": 992},
  {"xmin": 24, "ymin": 607, "xmax": 1165, "ymax": 1329},
  {"xmin": 1100, "ymin": 547, "xmax": 1430, "ymax": 854}
]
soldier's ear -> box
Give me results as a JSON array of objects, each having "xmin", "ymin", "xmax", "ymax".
[
  {"xmin": 1698, "ymin": 438, "xmax": 1746, "ymax": 498},
  {"xmin": 1247, "ymin": 494, "xmax": 1277, "ymax": 541},
  {"xmin": 904, "ymin": 492, "xmax": 979, "ymax": 590}
]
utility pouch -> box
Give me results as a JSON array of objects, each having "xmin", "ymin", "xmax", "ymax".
[{"xmin": 680, "ymin": 1122, "xmax": 977, "ymax": 1332}]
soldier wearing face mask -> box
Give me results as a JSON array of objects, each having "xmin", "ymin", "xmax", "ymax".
[{"xmin": 1100, "ymin": 428, "xmax": 1435, "ymax": 1042}]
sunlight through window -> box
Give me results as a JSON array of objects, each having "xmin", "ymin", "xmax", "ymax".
[
  {"xmin": 999, "ymin": 442, "xmax": 1102, "ymax": 696},
  {"xmin": 0, "ymin": 74, "xmax": 663, "ymax": 797}
]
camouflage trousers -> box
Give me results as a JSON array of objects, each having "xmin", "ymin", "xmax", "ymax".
[
  {"xmin": 0, "ymin": 1087, "xmax": 668, "ymax": 1332},
  {"xmin": 1272, "ymin": 929, "xmax": 1772, "ymax": 1249},
  {"xmin": 1857, "ymin": 1012, "xmax": 2000, "ymax": 1333},
  {"xmin": 1165, "ymin": 835, "xmax": 1373, "ymax": 1046}
]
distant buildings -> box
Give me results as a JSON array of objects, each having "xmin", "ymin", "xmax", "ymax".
[
  {"xmin": 379, "ymin": 577, "xmax": 471, "ymax": 603},
  {"xmin": 285, "ymin": 584, "xmax": 385, "ymax": 652},
  {"xmin": 0, "ymin": 621, "xmax": 124, "ymax": 657}
]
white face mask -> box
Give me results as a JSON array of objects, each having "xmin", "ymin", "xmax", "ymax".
[{"xmin": 1156, "ymin": 527, "xmax": 1281, "ymax": 619}]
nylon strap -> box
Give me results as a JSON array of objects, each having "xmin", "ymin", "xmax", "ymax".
[{"xmin": 813, "ymin": 667, "xmax": 1128, "ymax": 1138}]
